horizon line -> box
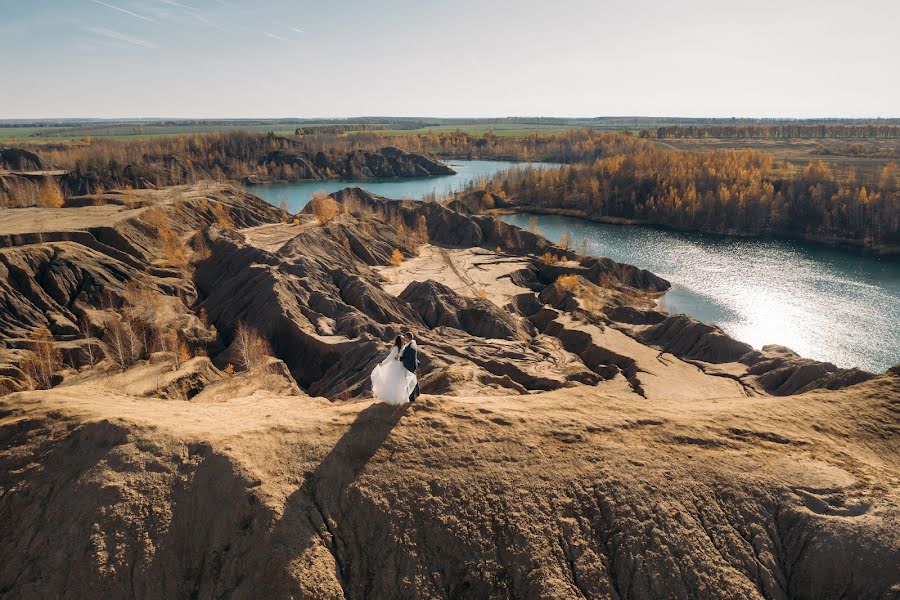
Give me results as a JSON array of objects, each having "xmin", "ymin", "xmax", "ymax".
[{"xmin": 2, "ymin": 115, "xmax": 899, "ymax": 123}]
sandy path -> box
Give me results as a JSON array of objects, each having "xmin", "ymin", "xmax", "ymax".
[
  {"xmin": 553, "ymin": 312, "xmax": 748, "ymax": 400},
  {"xmin": 379, "ymin": 245, "xmax": 532, "ymax": 306},
  {"xmin": 242, "ymin": 222, "xmax": 313, "ymax": 253}
]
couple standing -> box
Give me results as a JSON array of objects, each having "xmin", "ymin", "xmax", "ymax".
[{"xmin": 370, "ymin": 332, "xmax": 420, "ymax": 405}]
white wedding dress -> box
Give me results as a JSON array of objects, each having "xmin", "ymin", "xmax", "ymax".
[{"xmin": 371, "ymin": 345, "xmax": 417, "ymax": 405}]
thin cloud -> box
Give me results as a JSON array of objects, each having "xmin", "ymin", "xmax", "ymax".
[
  {"xmin": 157, "ymin": 0, "xmax": 196, "ymax": 9},
  {"xmin": 264, "ymin": 31, "xmax": 286, "ymax": 41},
  {"xmin": 83, "ymin": 25, "xmax": 158, "ymax": 48},
  {"xmin": 151, "ymin": 0, "xmax": 224, "ymax": 30},
  {"xmin": 90, "ymin": 0, "xmax": 156, "ymax": 22},
  {"xmin": 289, "ymin": 26, "xmax": 305, "ymax": 34},
  {"xmin": 211, "ymin": 0, "xmax": 254, "ymax": 13},
  {"xmin": 192, "ymin": 13, "xmax": 225, "ymax": 30}
]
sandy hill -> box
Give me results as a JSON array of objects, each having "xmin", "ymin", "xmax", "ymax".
[{"xmin": 0, "ymin": 184, "xmax": 897, "ymax": 599}]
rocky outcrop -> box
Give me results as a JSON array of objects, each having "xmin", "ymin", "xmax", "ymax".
[
  {"xmin": 638, "ymin": 314, "xmax": 754, "ymax": 363},
  {"xmin": 193, "ymin": 202, "xmax": 592, "ymax": 396},
  {"xmin": 264, "ymin": 146, "xmax": 454, "ymax": 180},
  {"xmin": 740, "ymin": 345, "xmax": 874, "ymax": 395},
  {"xmin": 536, "ymin": 258, "xmax": 669, "ymax": 294},
  {"xmin": 399, "ymin": 280, "xmax": 526, "ymax": 340},
  {"xmin": 0, "ymin": 184, "xmax": 282, "ymax": 390},
  {"xmin": 446, "ymin": 189, "xmax": 511, "ymax": 214},
  {"xmin": 0, "ymin": 181, "xmax": 896, "ymax": 600},
  {"xmin": 2, "ymin": 144, "xmax": 453, "ymax": 199},
  {"xmin": 636, "ymin": 316, "xmax": 875, "ymax": 395},
  {"xmin": 0, "ymin": 147, "xmax": 46, "ymax": 171},
  {"xmin": 0, "ymin": 182, "xmax": 873, "ymax": 399},
  {"xmin": 1, "ymin": 372, "xmax": 897, "ymax": 599}
]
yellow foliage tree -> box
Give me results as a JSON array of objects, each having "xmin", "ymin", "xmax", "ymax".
[
  {"xmin": 309, "ymin": 192, "xmax": 338, "ymax": 224},
  {"xmin": 232, "ymin": 322, "xmax": 271, "ymax": 372},
  {"xmin": 556, "ymin": 274, "xmax": 581, "ymax": 293},
  {"xmin": 22, "ymin": 326, "xmax": 62, "ymax": 389},
  {"xmin": 37, "ymin": 179, "xmax": 64, "ymax": 208},
  {"xmin": 390, "ymin": 248, "xmax": 403, "ymax": 267}
]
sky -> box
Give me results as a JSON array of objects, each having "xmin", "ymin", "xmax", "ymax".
[{"xmin": 1, "ymin": 0, "xmax": 898, "ymax": 119}]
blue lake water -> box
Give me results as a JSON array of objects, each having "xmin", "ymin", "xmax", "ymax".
[
  {"xmin": 247, "ymin": 160, "xmax": 899, "ymax": 373},
  {"xmin": 501, "ymin": 213, "xmax": 899, "ymax": 373},
  {"xmin": 246, "ymin": 160, "xmax": 559, "ymax": 213}
]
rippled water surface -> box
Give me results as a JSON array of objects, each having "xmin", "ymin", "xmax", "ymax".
[
  {"xmin": 501, "ymin": 213, "xmax": 900, "ymax": 372},
  {"xmin": 247, "ymin": 160, "xmax": 559, "ymax": 213}
]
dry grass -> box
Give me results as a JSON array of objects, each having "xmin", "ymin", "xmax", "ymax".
[
  {"xmin": 37, "ymin": 179, "xmax": 64, "ymax": 208},
  {"xmin": 390, "ymin": 248, "xmax": 404, "ymax": 267},
  {"xmin": 542, "ymin": 252, "xmax": 562, "ymax": 265},
  {"xmin": 310, "ymin": 192, "xmax": 339, "ymax": 224},
  {"xmin": 212, "ymin": 202, "xmax": 236, "ymax": 229},
  {"xmin": 556, "ymin": 274, "xmax": 582, "ymax": 293}
]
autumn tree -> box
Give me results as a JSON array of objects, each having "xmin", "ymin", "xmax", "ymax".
[
  {"xmin": 390, "ymin": 248, "xmax": 404, "ymax": 267},
  {"xmin": 37, "ymin": 179, "xmax": 64, "ymax": 208},
  {"xmin": 232, "ymin": 322, "xmax": 271, "ymax": 372},
  {"xmin": 21, "ymin": 326, "xmax": 62, "ymax": 389},
  {"xmin": 102, "ymin": 319, "xmax": 142, "ymax": 369},
  {"xmin": 556, "ymin": 274, "xmax": 582, "ymax": 293},
  {"xmin": 473, "ymin": 148, "xmax": 898, "ymax": 248},
  {"xmin": 309, "ymin": 192, "xmax": 339, "ymax": 224},
  {"xmin": 80, "ymin": 320, "xmax": 102, "ymax": 369}
]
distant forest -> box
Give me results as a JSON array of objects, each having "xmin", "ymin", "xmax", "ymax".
[
  {"xmin": 475, "ymin": 149, "xmax": 899, "ymax": 249},
  {"xmin": 4, "ymin": 130, "xmax": 651, "ymax": 195},
  {"xmin": 641, "ymin": 125, "xmax": 900, "ymax": 139},
  {"xmin": 2, "ymin": 129, "xmax": 898, "ymax": 250}
]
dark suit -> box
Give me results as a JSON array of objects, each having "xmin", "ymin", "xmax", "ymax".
[{"xmin": 400, "ymin": 341, "xmax": 420, "ymax": 402}]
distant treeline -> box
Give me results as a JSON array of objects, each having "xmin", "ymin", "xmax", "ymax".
[
  {"xmin": 7, "ymin": 116, "xmax": 898, "ymax": 132},
  {"xmin": 294, "ymin": 125, "xmax": 384, "ymax": 135},
  {"xmin": 640, "ymin": 125, "xmax": 900, "ymax": 139},
  {"xmin": 7, "ymin": 130, "xmax": 654, "ymax": 193},
  {"xmin": 292, "ymin": 129, "xmax": 652, "ymax": 162},
  {"xmin": 475, "ymin": 150, "xmax": 900, "ymax": 249},
  {"xmin": 5, "ymin": 130, "xmax": 898, "ymax": 250},
  {"xmin": 3, "ymin": 130, "xmax": 641, "ymax": 201}
]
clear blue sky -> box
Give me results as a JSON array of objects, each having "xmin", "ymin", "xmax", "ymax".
[{"xmin": 1, "ymin": 0, "xmax": 897, "ymax": 119}]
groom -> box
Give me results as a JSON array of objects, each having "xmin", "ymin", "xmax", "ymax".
[{"xmin": 400, "ymin": 331, "xmax": 420, "ymax": 402}]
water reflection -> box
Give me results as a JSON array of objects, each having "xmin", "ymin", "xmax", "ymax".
[
  {"xmin": 502, "ymin": 213, "xmax": 900, "ymax": 372},
  {"xmin": 247, "ymin": 160, "xmax": 559, "ymax": 213}
]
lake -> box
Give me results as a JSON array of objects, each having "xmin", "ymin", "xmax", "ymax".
[
  {"xmin": 501, "ymin": 213, "xmax": 900, "ymax": 373},
  {"xmin": 246, "ymin": 159, "xmax": 559, "ymax": 213},
  {"xmin": 247, "ymin": 160, "xmax": 899, "ymax": 373}
]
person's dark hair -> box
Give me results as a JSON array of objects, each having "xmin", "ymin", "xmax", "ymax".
[{"xmin": 393, "ymin": 335, "xmax": 403, "ymax": 350}]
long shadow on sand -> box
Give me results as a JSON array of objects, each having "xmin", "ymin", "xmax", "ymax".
[{"xmin": 266, "ymin": 401, "xmax": 409, "ymax": 597}]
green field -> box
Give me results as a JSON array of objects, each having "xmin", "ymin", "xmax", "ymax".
[
  {"xmin": 4, "ymin": 117, "xmax": 898, "ymax": 144},
  {"xmin": 0, "ymin": 121, "xmax": 610, "ymax": 143},
  {"xmin": 0, "ymin": 124, "xmax": 302, "ymax": 143},
  {"xmin": 15, "ymin": 117, "xmax": 888, "ymax": 143}
]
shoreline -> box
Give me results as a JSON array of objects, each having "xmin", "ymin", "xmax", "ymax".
[{"xmin": 488, "ymin": 205, "xmax": 900, "ymax": 257}]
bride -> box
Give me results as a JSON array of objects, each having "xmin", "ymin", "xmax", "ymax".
[{"xmin": 371, "ymin": 335, "xmax": 417, "ymax": 405}]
